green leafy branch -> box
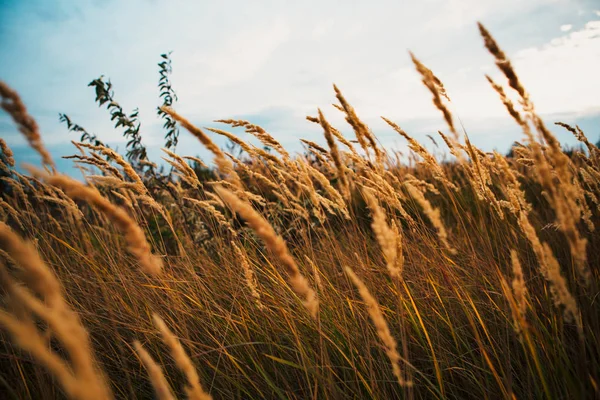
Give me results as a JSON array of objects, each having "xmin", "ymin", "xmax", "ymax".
[
  {"xmin": 58, "ymin": 113, "xmax": 107, "ymax": 147},
  {"xmin": 157, "ymin": 52, "xmax": 179, "ymax": 151},
  {"xmin": 88, "ymin": 76, "xmax": 148, "ymax": 165}
]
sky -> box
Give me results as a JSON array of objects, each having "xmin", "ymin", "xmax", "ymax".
[{"xmin": 1, "ymin": 0, "xmax": 599, "ymax": 174}]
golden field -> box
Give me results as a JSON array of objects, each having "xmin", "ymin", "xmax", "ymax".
[{"xmin": 0, "ymin": 24, "xmax": 598, "ymax": 399}]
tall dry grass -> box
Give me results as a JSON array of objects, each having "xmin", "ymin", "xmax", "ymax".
[{"xmin": 0, "ymin": 24, "xmax": 598, "ymax": 399}]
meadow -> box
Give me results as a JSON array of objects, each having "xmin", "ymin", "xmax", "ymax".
[{"xmin": 0, "ymin": 24, "xmax": 599, "ymax": 399}]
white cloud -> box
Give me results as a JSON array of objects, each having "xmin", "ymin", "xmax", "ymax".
[
  {"xmin": 311, "ymin": 19, "xmax": 335, "ymax": 39},
  {"xmin": 560, "ymin": 24, "xmax": 573, "ymax": 31},
  {"xmin": 189, "ymin": 18, "xmax": 291, "ymax": 88},
  {"xmin": 2, "ymin": 0, "xmax": 599, "ymax": 155},
  {"xmin": 442, "ymin": 16, "xmax": 600, "ymax": 123},
  {"xmin": 508, "ymin": 19, "xmax": 600, "ymax": 115},
  {"xmin": 423, "ymin": 0, "xmax": 560, "ymax": 31}
]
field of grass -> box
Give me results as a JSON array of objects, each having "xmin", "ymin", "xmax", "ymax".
[{"xmin": 0, "ymin": 24, "xmax": 599, "ymax": 399}]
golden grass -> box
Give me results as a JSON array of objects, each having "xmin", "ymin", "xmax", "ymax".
[
  {"xmin": 27, "ymin": 169, "xmax": 163, "ymax": 276},
  {"xmin": 0, "ymin": 81, "xmax": 54, "ymax": 169},
  {"xmin": 0, "ymin": 23, "xmax": 598, "ymax": 400},
  {"xmin": 214, "ymin": 186, "xmax": 319, "ymax": 318}
]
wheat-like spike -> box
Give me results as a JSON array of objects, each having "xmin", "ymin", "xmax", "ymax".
[
  {"xmin": 304, "ymin": 162, "xmax": 350, "ymax": 217},
  {"xmin": 0, "ymin": 311, "xmax": 82, "ymax": 397},
  {"xmin": 232, "ymin": 241, "xmax": 264, "ymax": 309},
  {"xmin": 152, "ymin": 315, "xmax": 213, "ymax": 400},
  {"xmin": 133, "ymin": 341, "xmax": 176, "ymax": 400},
  {"xmin": 0, "ymin": 224, "xmax": 112, "ymax": 399},
  {"xmin": 517, "ymin": 213, "xmax": 582, "ymax": 336},
  {"xmin": 162, "ymin": 107, "xmax": 242, "ymax": 188},
  {"xmin": 77, "ymin": 142, "xmax": 145, "ymax": 192},
  {"xmin": 361, "ymin": 170, "xmax": 415, "ymax": 225},
  {"xmin": 480, "ymin": 23, "xmax": 589, "ymax": 283},
  {"xmin": 216, "ymin": 119, "xmax": 291, "ymax": 160},
  {"xmin": 405, "ymin": 183, "xmax": 456, "ymax": 254},
  {"xmin": 87, "ymin": 175, "xmax": 140, "ymax": 191},
  {"xmin": 478, "ymin": 23, "xmax": 529, "ymax": 103},
  {"xmin": 0, "ymin": 81, "xmax": 54, "ymax": 168},
  {"xmin": 344, "ymin": 267, "xmax": 412, "ymax": 387},
  {"xmin": 409, "ymin": 53, "xmax": 457, "ymax": 140},
  {"xmin": 234, "ymin": 159, "xmax": 280, "ymax": 191},
  {"xmin": 163, "ymin": 108, "xmax": 223, "ymax": 157},
  {"xmin": 162, "ymin": 148, "xmax": 203, "ymax": 189},
  {"xmin": 304, "ymin": 255, "xmax": 323, "ymax": 293},
  {"xmin": 0, "ymin": 138, "xmax": 15, "ymax": 167},
  {"xmin": 207, "ymin": 126, "xmax": 253, "ymax": 152},
  {"xmin": 182, "ymin": 155, "xmax": 209, "ymax": 169},
  {"xmin": 306, "ymin": 115, "xmax": 360, "ymax": 155},
  {"xmin": 28, "ymin": 169, "xmax": 163, "ymax": 275},
  {"xmin": 0, "ymin": 198, "xmax": 25, "ymax": 229},
  {"xmin": 363, "ymin": 188, "xmax": 402, "ymax": 278},
  {"xmin": 215, "ymin": 186, "xmax": 318, "ymax": 318},
  {"xmin": 333, "ymin": 84, "xmax": 379, "ymax": 157},
  {"xmin": 184, "ymin": 197, "xmax": 236, "ymax": 234},
  {"xmin": 0, "ymin": 222, "xmax": 63, "ymax": 305},
  {"xmin": 383, "ymin": 117, "xmax": 458, "ymax": 191},
  {"xmin": 403, "ymin": 174, "xmax": 440, "ymax": 195},
  {"xmin": 556, "ymin": 122, "xmax": 600, "ymax": 167},
  {"xmin": 318, "ymin": 108, "xmax": 349, "ymax": 198},
  {"xmin": 11, "ymin": 285, "xmax": 112, "ymax": 399},
  {"xmin": 510, "ymin": 250, "xmax": 528, "ymax": 335},
  {"xmin": 300, "ymin": 139, "xmax": 328, "ymax": 155}
]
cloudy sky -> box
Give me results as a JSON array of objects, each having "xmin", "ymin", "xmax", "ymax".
[{"xmin": 1, "ymin": 0, "xmax": 599, "ymax": 173}]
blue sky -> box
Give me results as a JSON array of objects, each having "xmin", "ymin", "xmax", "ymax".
[{"xmin": 1, "ymin": 0, "xmax": 599, "ymax": 174}]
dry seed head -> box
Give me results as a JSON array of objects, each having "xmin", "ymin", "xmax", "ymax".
[
  {"xmin": 217, "ymin": 119, "xmax": 291, "ymax": 160},
  {"xmin": 361, "ymin": 171, "xmax": 414, "ymax": 225},
  {"xmin": 162, "ymin": 148, "xmax": 202, "ymax": 189},
  {"xmin": 215, "ymin": 186, "xmax": 318, "ymax": 318},
  {"xmin": 329, "ymin": 124, "xmax": 358, "ymax": 154},
  {"xmin": 480, "ymin": 24, "xmax": 590, "ymax": 281},
  {"xmin": 0, "ymin": 81, "xmax": 54, "ymax": 168},
  {"xmin": 133, "ymin": 341, "xmax": 176, "ymax": 400},
  {"xmin": 517, "ymin": 213, "xmax": 582, "ymax": 336},
  {"xmin": 405, "ymin": 183, "xmax": 456, "ymax": 254},
  {"xmin": 510, "ymin": 250, "xmax": 528, "ymax": 334},
  {"xmin": 235, "ymin": 161, "xmax": 280, "ymax": 191},
  {"xmin": 152, "ymin": 315, "xmax": 213, "ymax": 400},
  {"xmin": 207, "ymin": 126, "xmax": 254, "ymax": 155},
  {"xmin": 0, "ymin": 311, "xmax": 82, "ymax": 398},
  {"xmin": 409, "ymin": 53, "xmax": 457, "ymax": 140},
  {"xmin": 0, "ymin": 138, "xmax": 14, "ymax": 167},
  {"xmin": 344, "ymin": 267, "xmax": 411, "ymax": 387},
  {"xmin": 77, "ymin": 142, "xmax": 145, "ymax": 192},
  {"xmin": 232, "ymin": 242, "xmax": 264, "ymax": 309},
  {"xmin": 304, "ymin": 255, "xmax": 323, "ymax": 293},
  {"xmin": 480, "ymin": 24, "xmax": 588, "ymax": 279},
  {"xmin": 318, "ymin": 109, "xmax": 348, "ymax": 197},
  {"xmin": 0, "ymin": 222, "xmax": 63, "ymax": 305},
  {"xmin": 163, "ymin": 107, "xmax": 223, "ymax": 157},
  {"xmin": 478, "ymin": 23, "xmax": 529, "ymax": 103},
  {"xmin": 183, "ymin": 155, "xmax": 209, "ymax": 169},
  {"xmin": 11, "ymin": 285, "xmax": 112, "ymax": 399},
  {"xmin": 162, "ymin": 107, "xmax": 242, "ymax": 188},
  {"xmin": 486, "ymin": 75, "xmax": 527, "ymax": 128},
  {"xmin": 29, "ymin": 169, "xmax": 163, "ymax": 275},
  {"xmin": 391, "ymin": 220, "xmax": 405, "ymax": 276},
  {"xmin": 300, "ymin": 139, "xmax": 328, "ymax": 155},
  {"xmin": 184, "ymin": 197, "xmax": 236, "ymax": 234},
  {"xmin": 383, "ymin": 117, "xmax": 458, "ymax": 191},
  {"xmin": 363, "ymin": 188, "xmax": 402, "ymax": 279},
  {"xmin": 333, "ymin": 84, "xmax": 378, "ymax": 156},
  {"xmin": 0, "ymin": 225, "xmax": 112, "ymax": 399}
]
